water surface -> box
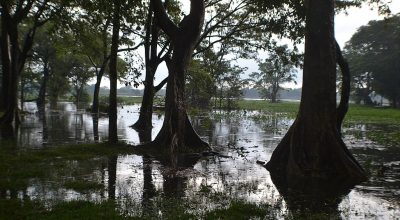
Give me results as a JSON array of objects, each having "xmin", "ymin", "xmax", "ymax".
[{"xmin": 1, "ymin": 102, "xmax": 399, "ymax": 219}]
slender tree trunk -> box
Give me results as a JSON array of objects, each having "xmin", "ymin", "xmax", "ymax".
[
  {"xmin": 271, "ymin": 84, "xmax": 278, "ymax": 103},
  {"xmin": 37, "ymin": 60, "xmax": 49, "ymax": 115},
  {"xmin": 91, "ymin": 63, "xmax": 107, "ymax": 114},
  {"xmin": 108, "ymin": 0, "xmax": 121, "ymax": 144},
  {"xmin": 93, "ymin": 115, "xmax": 99, "ymax": 142},
  {"xmin": 2, "ymin": 39, "xmax": 22, "ymax": 124},
  {"xmin": 132, "ymin": 67, "xmax": 156, "ymax": 130},
  {"xmin": 266, "ymin": 0, "xmax": 366, "ymax": 184}
]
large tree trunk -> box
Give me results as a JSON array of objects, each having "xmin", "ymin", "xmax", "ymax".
[
  {"xmin": 108, "ymin": 0, "xmax": 121, "ymax": 144},
  {"xmin": 152, "ymin": 42, "xmax": 208, "ymax": 151},
  {"xmin": 146, "ymin": 0, "xmax": 209, "ymax": 152},
  {"xmin": 266, "ymin": 0, "xmax": 366, "ymax": 184}
]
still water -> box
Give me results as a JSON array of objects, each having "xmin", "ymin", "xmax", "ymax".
[{"xmin": 1, "ymin": 102, "xmax": 400, "ymax": 219}]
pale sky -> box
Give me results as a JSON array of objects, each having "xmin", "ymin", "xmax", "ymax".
[{"xmin": 101, "ymin": 2, "xmax": 400, "ymax": 90}]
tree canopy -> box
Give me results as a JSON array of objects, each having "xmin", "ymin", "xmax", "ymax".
[{"xmin": 345, "ymin": 14, "xmax": 400, "ymax": 107}]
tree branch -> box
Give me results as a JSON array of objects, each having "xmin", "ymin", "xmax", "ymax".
[
  {"xmin": 154, "ymin": 76, "xmax": 168, "ymax": 92},
  {"xmin": 152, "ymin": 0, "xmax": 178, "ymax": 38}
]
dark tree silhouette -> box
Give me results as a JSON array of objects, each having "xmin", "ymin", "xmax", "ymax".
[
  {"xmin": 0, "ymin": 1, "xmax": 61, "ymax": 125},
  {"xmin": 144, "ymin": 0, "xmax": 209, "ymax": 152},
  {"xmin": 108, "ymin": 0, "xmax": 121, "ymax": 144},
  {"xmin": 266, "ymin": 0, "xmax": 367, "ymax": 184}
]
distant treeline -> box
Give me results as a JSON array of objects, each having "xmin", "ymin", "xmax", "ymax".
[{"xmin": 86, "ymin": 84, "xmax": 303, "ymax": 101}]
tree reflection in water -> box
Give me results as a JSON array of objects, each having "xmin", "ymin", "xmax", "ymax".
[{"xmin": 269, "ymin": 171, "xmax": 353, "ymax": 219}]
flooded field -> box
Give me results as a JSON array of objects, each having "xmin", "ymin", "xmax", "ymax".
[{"xmin": 1, "ymin": 102, "xmax": 399, "ymax": 219}]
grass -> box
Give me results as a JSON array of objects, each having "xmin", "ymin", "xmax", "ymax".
[
  {"xmin": 345, "ymin": 105, "xmax": 400, "ymax": 124},
  {"xmin": 238, "ymin": 99, "xmax": 300, "ymax": 113},
  {"xmin": 238, "ymin": 99, "xmax": 400, "ymax": 124}
]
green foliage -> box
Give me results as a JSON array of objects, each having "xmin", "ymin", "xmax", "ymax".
[
  {"xmin": 345, "ymin": 14, "xmax": 400, "ymax": 107},
  {"xmin": 200, "ymin": 49, "xmax": 247, "ymax": 110},
  {"xmin": 186, "ymin": 59, "xmax": 214, "ymax": 109},
  {"xmin": 249, "ymin": 44, "xmax": 299, "ymax": 102}
]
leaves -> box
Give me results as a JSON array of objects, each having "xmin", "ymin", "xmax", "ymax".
[
  {"xmin": 344, "ymin": 14, "xmax": 400, "ymax": 106},
  {"xmin": 249, "ymin": 44, "xmax": 299, "ymax": 101}
]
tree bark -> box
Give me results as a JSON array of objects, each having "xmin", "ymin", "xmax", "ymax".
[
  {"xmin": 108, "ymin": 0, "xmax": 121, "ymax": 144},
  {"xmin": 145, "ymin": 0, "xmax": 209, "ymax": 152},
  {"xmin": 266, "ymin": 0, "xmax": 366, "ymax": 184}
]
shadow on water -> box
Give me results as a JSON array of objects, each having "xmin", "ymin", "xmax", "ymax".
[{"xmin": 0, "ymin": 102, "xmax": 399, "ymax": 218}]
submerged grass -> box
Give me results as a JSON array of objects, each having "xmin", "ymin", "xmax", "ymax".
[
  {"xmin": 0, "ymin": 142, "xmax": 132, "ymax": 192},
  {"xmin": 204, "ymin": 201, "xmax": 270, "ymax": 220},
  {"xmin": 0, "ymin": 199, "xmax": 142, "ymax": 220}
]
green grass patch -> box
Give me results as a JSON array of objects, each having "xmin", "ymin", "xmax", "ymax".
[
  {"xmin": 238, "ymin": 100, "xmax": 300, "ymax": 114},
  {"xmin": 345, "ymin": 105, "xmax": 400, "ymax": 124},
  {"xmin": 238, "ymin": 100, "xmax": 400, "ymax": 124}
]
